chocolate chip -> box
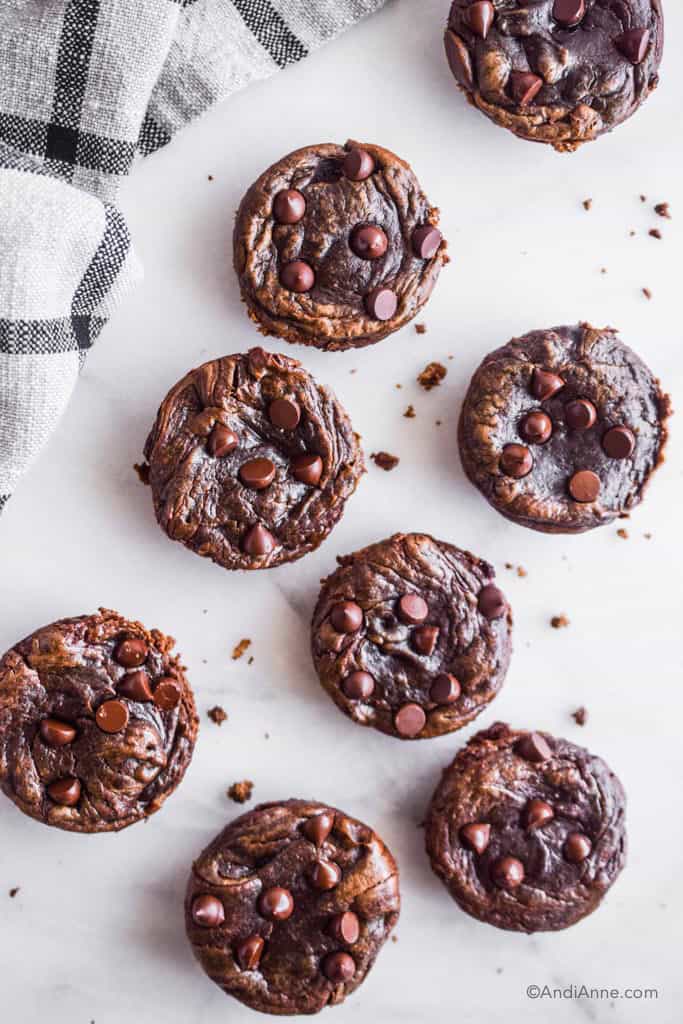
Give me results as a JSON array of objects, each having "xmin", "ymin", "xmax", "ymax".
[
  {"xmin": 412, "ymin": 225, "xmax": 443, "ymax": 259},
  {"xmin": 242, "ymin": 523, "xmax": 277, "ymax": 556},
  {"xmin": 309, "ymin": 860, "xmax": 342, "ymax": 891},
  {"xmin": 236, "ymin": 934, "xmax": 264, "ymax": 971},
  {"xmin": 273, "ymin": 189, "xmax": 306, "ymax": 225},
  {"xmin": 239, "ymin": 457, "xmax": 276, "ymax": 491},
  {"xmin": 114, "ymin": 637, "xmax": 148, "ymax": 668},
  {"xmin": 153, "ymin": 678, "xmax": 182, "ymax": 710},
  {"xmin": 460, "ymin": 822, "xmax": 491, "ymax": 855},
  {"xmin": 269, "ymin": 397, "xmax": 301, "ymax": 431},
  {"xmin": 191, "ymin": 894, "xmax": 225, "ymax": 928},
  {"xmin": 365, "ymin": 286, "xmax": 397, "ymax": 322},
  {"xmin": 330, "ymin": 602, "xmax": 364, "ymax": 633},
  {"xmin": 95, "ymin": 699, "xmax": 129, "ymax": 734},
  {"xmin": 530, "ymin": 368, "xmax": 564, "ymax": 401},
  {"xmin": 477, "ymin": 584, "xmax": 506, "ymax": 620},
  {"xmin": 500, "ymin": 444, "xmax": 533, "ymax": 478},
  {"xmin": 602, "ymin": 426, "xmax": 635, "ymax": 460},
  {"xmin": 519, "ymin": 411, "xmax": 552, "ymax": 445},
  {"xmin": 397, "ymin": 593, "xmax": 429, "ymax": 625},
  {"xmin": 492, "ymin": 856, "xmax": 525, "ymax": 890},
  {"xmin": 444, "ymin": 31, "xmax": 473, "ymax": 90},
  {"xmin": 342, "ymin": 671, "xmax": 375, "ymax": 700},
  {"xmin": 39, "ymin": 718, "xmax": 76, "ymax": 747},
  {"xmin": 430, "ymin": 673, "xmax": 461, "ymax": 705},
  {"xmin": 509, "ymin": 71, "xmax": 543, "ymax": 106},
  {"xmin": 552, "ymin": 0, "xmax": 585, "ymax": 27},
  {"xmin": 302, "ymin": 812, "xmax": 335, "ymax": 846},
  {"xmin": 615, "ymin": 28, "xmax": 650, "ymax": 65},
  {"xmin": 258, "ymin": 887, "xmax": 294, "ymax": 921},
  {"xmin": 350, "ymin": 224, "xmax": 388, "ymax": 260},
  {"xmin": 565, "ymin": 399, "xmax": 597, "ymax": 431},
  {"xmin": 343, "ymin": 149, "xmax": 374, "ymax": 181},
  {"xmin": 515, "ymin": 732, "xmax": 552, "ymax": 763},
  {"xmin": 291, "ymin": 453, "xmax": 323, "ymax": 486},
  {"xmin": 524, "ymin": 799, "xmax": 554, "ymax": 830},
  {"xmin": 279, "ymin": 260, "xmax": 315, "ymax": 293},
  {"xmin": 568, "ymin": 470, "xmax": 601, "ymax": 503},
  {"xmin": 394, "ymin": 703, "xmax": 426, "ymax": 738},
  {"xmin": 322, "ymin": 952, "xmax": 355, "ymax": 983},
  {"xmin": 466, "ymin": 1, "xmax": 495, "ymax": 38},
  {"xmin": 329, "ymin": 911, "xmax": 360, "ymax": 945},
  {"xmin": 564, "ymin": 832, "xmax": 593, "ymax": 863},
  {"xmin": 207, "ymin": 425, "xmax": 238, "ymax": 458},
  {"xmin": 118, "ymin": 670, "xmax": 153, "ymax": 702},
  {"xmin": 47, "ymin": 777, "xmax": 81, "ymax": 806},
  {"xmin": 413, "ymin": 625, "xmax": 439, "ymax": 656}
]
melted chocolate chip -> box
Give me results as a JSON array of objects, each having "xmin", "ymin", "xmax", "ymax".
[
  {"xmin": 394, "ymin": 703, "xmax": 426, "ymax": 738},
  {"xmin": 330, "ymin": 602, "xmax": 364, "ymax": 633},
  {"xmin": 342, "ymin": 671, "xmax": 375, "ymax": 700},
  {"xmin": 39, "ymin": 718, "xmax": 76, "ymax": 747},
  {"xmin": 273, "ymin": 189, "xmax": 306, "ymax": 225},
  {"xmin": 258, "ymin": 887, "xmax": 294, "ymax": 921}
]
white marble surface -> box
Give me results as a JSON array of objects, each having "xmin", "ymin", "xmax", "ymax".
[{"xmin": 2, "ymin": 2, "xmax": 682, "ymax": 1021}]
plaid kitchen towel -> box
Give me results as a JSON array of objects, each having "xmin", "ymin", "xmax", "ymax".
[{"xmin": 0, "ymin": 0, "xmax": 387, "ymax": 512}]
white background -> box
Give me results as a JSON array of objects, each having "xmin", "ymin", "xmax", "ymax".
[{"xmin": 1, "ymin": 2, "xmax": 682, "ymax": 1022}]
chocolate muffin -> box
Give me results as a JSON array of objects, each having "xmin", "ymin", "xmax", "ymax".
[
  {"xmin": 185, "ymin": 799, "xmax": 400, "ymax": 1016},
  {"xmin": 311, "ymin": 534, "xmax": 512, "ymax": 741},
  {"xmin": 233, "ymin": 141, "xmax": 447, "ymax": 351},
  {"xmin": 143, "ymin": 348, "xmax": 364, "ymax": 570},
  {"xmin": 0, "ymin": 609, "xmax": 198, "ymax": 833},
  {"xmin": 445, "ymin": 1, "xmax": 664, "ymax": 151},
  {"xmin": 459, "ymin": 324, "xmax": 670, "ymax": 534},
  {"xmin": 425, "ymin": 722, "xmax": 627, "ymax": 933}
]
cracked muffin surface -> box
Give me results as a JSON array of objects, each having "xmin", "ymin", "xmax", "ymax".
[
  {"xmin": 185, "ymin": 799, "xmax": 400, "ymax": 1016},
  {"xmin": 425, "ymin": 722, "xmax": 627, "ymax": 932},
  {"xmin": 445, "ymin": 1, "xmax": 663, "ymax": 150},
  {"xmin": 0, "ymin": 609, "xmax": 198, "ymax": 833},
  {"xmin": 143, "ymin": 348, "xmax": 364, "ymax": 570},
  {"xmin": 233, "ymin": 141, "xmax": 447, "ymax": 351},
  {"xmin": 311, "ymin": 533, "xmax": 512, "ymax": 741},
  {"xmin": 458, "ymin": 324, "xmax": 670, "ymax": 534}
]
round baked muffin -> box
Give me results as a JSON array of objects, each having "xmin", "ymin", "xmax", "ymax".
[
  {"xmin": 311, "ymin": 533, "xmax": 512, "ymax": 741},
  {"xmin": 0, "ymin": 608, "xmax": 198, "ymax": 833},
  {"xmin": 185, "ymin": 799, "xmax": 400, "ymax": 1016},
  {"xmin": 445, "ymin": 1, "xmax": 664, "ymax": 151},
  {"xmin": 425, "ymin": 722, "xmax": 627, "ymax": 933},
  {"xmin": 143, "ymin": 348, "xmax": 364, "ymax": 570},
  {"xmin": 459, "ymin": 324, "xmax": 670, "ymax": 534},
  {"xmin": 233, "ymin": 140, "xmax": 447, "ymax": 351}
]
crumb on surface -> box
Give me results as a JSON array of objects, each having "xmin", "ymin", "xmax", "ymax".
[
  {"xmin": 232, "ymin": 638, "xmax": 252, "ymax": 660},
  {"xmin": 654, "ymin": 202, "xmax": 671, "ymax": 219},
  {"xmin": 644, "ymin": 532, "xmax": 653, "ymax": 540},
  {"xmin": 629, "ymin": 229, "xmax": 636, "ymax": 237},
  {"xmin": 417, "ymin": 362, "xmax": 447, "ymax": 391},
  {"xmin": 600, "ymin": 267, "xmax": 607, "ymax": 274},
  {"xmin": 248, "ymin": 656, "xmax": 254, "ymax": 665},
  {"xmin": 617, "ymin": 528, "xmax": 629, "ymax": 540},
  {"xmin": 371, "ymin": 451, "xmax": 400, "ymax": 471},
  {"xmin": 415, "ymin": 323, "xmax": 427, "ymax": 335},
  {"xmin": 133, "ymin": 462, "xmax": 150, "ymax": 485},
  {"xmin": 208, "ymin": 706, "xmax": 228, "ymax": 726},
  {"xmin": 9, "ymin": 887, "xmax": 19, "ymax": 898},
  {"xmin": 517, "ymin": 566, "xmax": 527, "ymax": 578},
  {"xmin": 391, "ymin": 935, "xmax": 398, "ymax": 943},
  {"xmin": 582, "ymin": 198, "xmax": 592, "ymax": 211},
  {"xmin": 208, "ymin": 174, "xmax": 214, "ymax": 182},
  {"xmin": 649, "ymin": 228, "xmax": 662, "ymax": 240},
  {"xmin": 404, "ymin": 405, "xmax": 416, "ymax": 419},
  {"xmin": 642, "ymin": 287, "xmax": 652, "ymax": 300},
  {"xmin": 551, "ymin": 614, "xmax": 570, "ymax": 629},
  {"xmin": 572, "ymin": 706, "xmax": 588, "ymax": 727},
  {"xmin": 640, "ymin": 194, "xmax": 647, "ymax": 203},
  {"xmin": 228, "ymin": 780, "xmax": 254, "ymax": 804}
]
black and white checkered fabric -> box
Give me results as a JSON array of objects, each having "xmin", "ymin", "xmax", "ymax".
[{"xmin": 0, "ymin": 0, "xmax": 385, "ymax": 512}]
